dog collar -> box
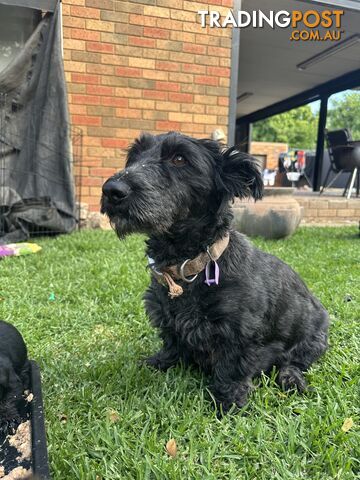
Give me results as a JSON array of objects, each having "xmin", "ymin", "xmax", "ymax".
[{"xmin": 148, "ymin": 233, "xmax": 230, "ymax": 299}]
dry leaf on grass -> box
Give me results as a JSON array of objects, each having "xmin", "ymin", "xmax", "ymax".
[
  {"xmin": 341, "ymin": 417, "xmax": 354, "ymax": 432},
  {"xmin": 59, "ymin": 414, "xmax": 68, "ymax": 424},
  {"xmin": 166, "ymin": 438, "xmax": 177, "ymax": 458},
  {"xmin": 108, "ymin": 410, "xmax": 120, "ymax": 423}
]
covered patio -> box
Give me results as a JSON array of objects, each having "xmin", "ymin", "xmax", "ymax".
[{"xmin": 230, "ymin": 0, "xmax": 360, "ymax": 198}]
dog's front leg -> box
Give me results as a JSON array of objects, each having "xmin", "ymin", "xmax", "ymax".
[
  {"xmin": 145, "ymin": 332, "xmax": 183, "ymax": 371},
  {"xmin": 210, "ymin": 361, "xmax": 253, "ymax": 414}
]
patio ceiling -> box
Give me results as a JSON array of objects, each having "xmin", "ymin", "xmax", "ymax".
[{"xmin": 236, "ymin": 0, "xmax": 360, "ymax": 120}]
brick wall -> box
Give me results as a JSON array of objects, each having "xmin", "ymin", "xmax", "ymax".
[
  {"xmin": 61, "ymin": 0, "xmax": 233, "ymax": 211},
  {"xmin": 295, "ymin": 196, "xmax": 360, "ymax": 225},
  {"xmin": 250, "ymin": 141, "xmax": 288, "ymax": 170}
]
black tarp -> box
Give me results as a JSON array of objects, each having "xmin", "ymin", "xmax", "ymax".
[{"xmin": 0, "ymin": 1, "xmax": 76, "ymax": 244}]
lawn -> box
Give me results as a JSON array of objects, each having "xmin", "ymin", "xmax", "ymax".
[{"xmin": 0, "ymin": 227, "xmax": 359, "ymax": 480}]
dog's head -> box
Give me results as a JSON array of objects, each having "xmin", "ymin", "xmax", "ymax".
[{"xmin": 101, "ymin": 132, "xmax": 263, "ymax": 237}]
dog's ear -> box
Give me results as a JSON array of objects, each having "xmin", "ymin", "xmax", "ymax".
[{"xmin": 217, "ymin": 146, "xmax": 264, "ymax": 201}]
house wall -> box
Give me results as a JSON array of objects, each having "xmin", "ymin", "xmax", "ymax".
[
  {"xmin": 250, "ymin": 141, "xmax": 288, "ymax": 170},
  {"xmin": 61, "ymin": 0, "xmax": 233, "ymax": 211}
]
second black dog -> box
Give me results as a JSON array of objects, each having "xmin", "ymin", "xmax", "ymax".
[
  {"xmin": 0, "ymin": 320, "xmax": 30, "ymax": 430},
  {"xmin": 101, "ymin": 132, "xmax": 329, "ymax": 412}
]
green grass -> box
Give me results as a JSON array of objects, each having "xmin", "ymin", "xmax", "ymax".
[{"xmin": 1, "ymin": 227, "xmax": 359, "ymax": 480}]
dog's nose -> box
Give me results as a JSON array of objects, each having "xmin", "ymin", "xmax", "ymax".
[{"xmin": 102, "ymin": 179, "xmax": 131, "ymax": 203}]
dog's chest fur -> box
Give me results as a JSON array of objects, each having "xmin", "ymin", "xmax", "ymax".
[{"xmin": 145, "ymin": 280, "xmax": 227, "ymax": 371}]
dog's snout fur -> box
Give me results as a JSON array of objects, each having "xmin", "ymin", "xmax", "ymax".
[{"xmin": 101, "ymin": 132, "xmax": 329, "ymax": 413}]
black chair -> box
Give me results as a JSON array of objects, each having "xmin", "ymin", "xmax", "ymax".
[{"xmin": 321, "ymin": 129, "xmax": 360, "ymax": 198}]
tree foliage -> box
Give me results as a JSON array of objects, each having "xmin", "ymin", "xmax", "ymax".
[
  {"xmin": 251, "ymin": 90, "xmax": 360, "ymax": 149},
  {"xmin": 327, "ymin": 91, "xmax": 360, "ymax": 141},
  {"xmin": 252, "ymin": 104, "xmax": 318, "ymax": 150}
]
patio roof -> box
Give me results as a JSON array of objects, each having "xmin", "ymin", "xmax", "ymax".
[{"xmin": 236, "ymin": 0, "xmax": 360, "ymax": 121}]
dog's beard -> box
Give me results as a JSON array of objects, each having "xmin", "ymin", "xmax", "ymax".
[{"xmin": 107, "ymin": 205, "xmax": 177, "ymax": 239}]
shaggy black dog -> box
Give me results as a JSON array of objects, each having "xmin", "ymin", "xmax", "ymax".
[
  {"xmin": 0, "ymin": 320, "xmax": 30, "ymax": 430},
  {"xmin": 101, "ymin": 132, "xmax": 329, "ymax": 412}
]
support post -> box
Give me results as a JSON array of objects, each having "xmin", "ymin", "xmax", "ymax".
[
  {"xmin": 235, "ymin": 122, "xmax": 251, "ymax": 152},
  {"xmin": 313, "ymin": 95, "xmax": 328, "ymax": 191},
  {"xmin": 227, "ymin": 0, "xmax": 241, "ymax": 147}
]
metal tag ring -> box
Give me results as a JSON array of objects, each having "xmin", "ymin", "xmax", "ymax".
[{"xmin": 179, "ymin": 259, "xmax": 198, "ymax": 283}]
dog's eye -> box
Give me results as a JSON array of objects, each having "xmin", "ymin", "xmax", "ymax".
[{"xmin": 171, "ymin": 155, "xmax": 186, "ymax": 167}]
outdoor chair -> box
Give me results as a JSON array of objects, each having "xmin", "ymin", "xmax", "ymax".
[{"xmin": 321, "ymin": 129, "xmax": 360, "ymax": 199}]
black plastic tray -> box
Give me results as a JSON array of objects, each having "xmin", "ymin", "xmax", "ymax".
[
  {"xmin": 30, "ymin": 360, "xmax": 50, "ymax": 479},
  {"xmin": 0, "ymin": 360, "xmax": 50, "ymax": 479}
]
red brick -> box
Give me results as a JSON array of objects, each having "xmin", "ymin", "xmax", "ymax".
[
  {"xmin": 115, "ymin": 66, "xmax": 142, "ymax": 77},
  {"xmin": 129, "ymin": 14, "xmax": 157, "ymax": 27},
  {"xmin": 155, "ymin": 81, "xmax": 180, "ymax": 92},
  {"xmin": 70, "ymin": 6, "xmax": 100, "ymax": 18},
  {"xmin": 218, "ymin": 97, "xmax": 229, "ymax": 106},
  {"xmin": 90, "ymin": 167, "xmax": 117, "ymax": 176},
  {"xmin": 156, "ymin": 121, "xmax": 181, "ymax": 131},
  {"xmin": 182, "ymin": 63, "xmax": 206, "ymax": 74},
  {"xmin": 156, "ymin": 61, "xmax": 181, "ymax": 72},
  {"xmin": 143, "ymin": 89, "xmax": 168, "ymax": 100},
  {"xmin": 72, "ymin": 29, "xmax": 100, "ymax": 41},
  {"xmin": 69, "ymin": 104, "xmax": 87, "ymax": 114},
  {"xmin": 116, "ymin": 108, "xmax": 142, "ymax": 119},
  {"xmin": 208, "ymin": 46, "xmax": 228, "ymax": 56},
  {"xmin": 183, "ymin": 43, "xmax": 206, "ymax": 55},
  {"xmin": 87, "ymin": 63, "xmax": 114, "ymax": 75},
  {"xmin": 71, "ymin": 73, "xmax": 99, "ymax": 84},
  {"xmin": 129, "ymin": 37, "xmax": 156, "ymax": 48},
  {"xmin": 144, "ymin": 27, "xmax": 170, "ymax": 39},
  {"xmin": 195, "ymin": 76, "xmax": 219, "ymax": 86},
  {"xmin": 169, "ymin": 92, "xmax": 193, "ymax": 103},
  {"xmin": 72, "ymin": 115, "xmax": 101, "ymax": 126},
  {"xmin": 86, "ymin": 41, "xmax": 114, "ymax": 53},
  {"xmin": 86, "ymin": 85, "xmax": 114, "ymax": 95},
  {"xmin": 82, "ymin": 177, "xmax": 103, "ymax": 187},
  {"xmin": 101, "ymin": 97, "xmax": 128, "ymax": 107},
  {"xmin": 208, "ymin": 66, "xmax": 231, "ymax": 77},
  {"xmin": 72, "ymin": 94, "xmax": 101, "ymax": 105},
  {"xmin": 101, "ymin": 138, "xmax": 129, "ymax": 148}
]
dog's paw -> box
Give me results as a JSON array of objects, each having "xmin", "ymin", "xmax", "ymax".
[
  {"xmin": 277, "ymin": 366, "xmax": 307, "ymax": 393},
  {"xmin": 144, "ymin": 354, "xmax": 174, "ymax": 372},
  {"xmin": 212, "ymin": 383, "xmax": 251, "ymax": 417}
]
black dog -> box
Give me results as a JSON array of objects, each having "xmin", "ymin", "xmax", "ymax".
[
  {"xmin": 101, "ymin": 132, "xmax": 329, "ymax": 412},
  {"xmin": 0, "ymin": 320, "xmax": 30, "ymax": 430}
]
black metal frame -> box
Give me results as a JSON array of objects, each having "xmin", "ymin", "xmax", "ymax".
[
  {"xmin": 321, "ymin": 128, "xmax": 360, "ymax": 197},
  {"xmin": 236, "ymin": 69, "xmax": 360, "ymax": 191}
]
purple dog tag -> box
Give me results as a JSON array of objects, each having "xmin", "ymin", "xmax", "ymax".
[{"xmin": 205, "ymin": 260, "xmax": 219, "ymax": 286}]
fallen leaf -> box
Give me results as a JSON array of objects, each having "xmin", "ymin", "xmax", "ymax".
[
  {"xmin": 166, "ymin": 438, "xmax": 177, "ymax": 458},
  {"xmin": 341, "ymin": 417, "xmax": 354, "ymax": 432},
  {"xmin": 59, "ymin": 414, "xmax": 68, "ymax": 424},
  {"xmin": 108, "ymin": 410, "xmax": 120, "ymax": 423}
]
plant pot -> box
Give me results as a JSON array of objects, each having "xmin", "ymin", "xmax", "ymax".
[
  {"xmin": 232, "ymin": 187, "xmax": 303, "ymax": 239},
  {"xmin": 0, "ymin": 361, "xmax": 50, "ymax": 480}
]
